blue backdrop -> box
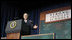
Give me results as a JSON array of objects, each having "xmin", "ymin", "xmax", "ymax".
[{"xmin": 1, "ymin": 1, "xmax": 40, "ymax": 37}]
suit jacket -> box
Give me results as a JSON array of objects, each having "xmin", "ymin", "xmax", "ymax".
[{"xmin": 21, "ymin": 19, "xmax": 34, "ymax": 35}]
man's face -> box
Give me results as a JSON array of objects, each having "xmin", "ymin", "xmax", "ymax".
[{"xmin": 23, "ymin": 13, "xmax": 28, "ymax": 20}]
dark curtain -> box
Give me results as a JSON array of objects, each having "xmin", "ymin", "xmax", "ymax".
[
  {"xmin": 1, "ymin": 1, "xmax": 39, "ymax": 37},
  {"xmin": 1, "ymin": 1, "xmax": 20, "ymax": 37}
]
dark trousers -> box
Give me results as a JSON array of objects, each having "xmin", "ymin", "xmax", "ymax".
[{"xmin": 20, "ymin": 31, "xmax": 31, "ymax": 39}]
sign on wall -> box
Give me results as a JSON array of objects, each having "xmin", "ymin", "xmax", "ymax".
[{"xmin": 45, "ymin": 9, "xmax": 71, "ymax": 23}]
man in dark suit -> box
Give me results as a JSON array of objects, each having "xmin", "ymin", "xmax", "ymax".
[{"xmin": 21, "ymin": 13, "xmax": 38, "ymax": 35}]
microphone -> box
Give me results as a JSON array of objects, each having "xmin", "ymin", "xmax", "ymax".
[{"xmin": 14, "ymin": 17, "xmax": 19, "ymax": 20}]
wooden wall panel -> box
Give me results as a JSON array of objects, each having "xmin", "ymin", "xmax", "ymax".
[
  {"xmin": 40, "ymin": 6, "xmax": 71, "ymax": 21},
  {"xmin": 39, "ymin": 6, "xmax": 71, "ymax": 33}
]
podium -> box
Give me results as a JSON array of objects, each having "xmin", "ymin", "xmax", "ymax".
[{"xmin": 5, "ymin": 19, "xmax": 22, "ymax": 39}]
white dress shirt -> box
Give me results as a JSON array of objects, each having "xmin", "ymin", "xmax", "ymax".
[{"xmin": 24, "ymin": 20, "xmax": 27, "ymax": 23}]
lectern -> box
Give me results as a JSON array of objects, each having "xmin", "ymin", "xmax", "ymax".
[{"xmin": 5, "ymin": 19, "xmax": 22, "ymax": 39}]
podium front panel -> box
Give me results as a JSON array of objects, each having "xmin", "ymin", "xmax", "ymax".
[{"xmin": 5, "ymin": 19, "xmax": 22, "ymax": 33}]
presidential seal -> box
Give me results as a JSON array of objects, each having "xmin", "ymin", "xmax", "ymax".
[{"xmin": 10, "ymin": 21, "xmax": 16, "ymax": 29}]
